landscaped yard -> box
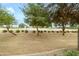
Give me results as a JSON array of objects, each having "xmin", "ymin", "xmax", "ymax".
[{"xmin": 0, "ymin": 31, "xmax": 77, "ymax": 55}]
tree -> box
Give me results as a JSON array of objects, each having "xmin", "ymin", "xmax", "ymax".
[
  {"xmin": 46, "ymin": 3, "xmax": 79, "ymax": 50},
  {"xmin": 70, "ymin": 4, "xmax": 79, "ymax": 50},
  {"xmin": 46, "ymin": 3, "xmax": 74, "ymax": 35},
  {"xmin": 0, "ymin": 8, "xmax": 15, "ymax": 33},
  {"xmin": 19, "ymin": 23, "xmax": 25, "ymax": 28},
  {"xmin": 22, "ymin": 3, "xmax": 50, "ymax": 36},
  {"xmin": 54, "ymin": 3, "xmax": 79, "ymax": 50}
]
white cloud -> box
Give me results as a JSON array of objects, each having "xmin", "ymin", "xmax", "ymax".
[{"xmin": 7, "ymin": 7, "xmax": 15, "ymax": 14}]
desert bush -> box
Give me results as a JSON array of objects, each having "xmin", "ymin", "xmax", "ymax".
[
  {"xmin": 16, "ymin": 30, "xmax": 20, "ymax": 33},
  {"xmin": 64, "ymin": 50, "xmax": 79, "ymax": 56},
  {"xmin": 56, "ymin": 31, "xmax": 59, "ymax": 33},
  {"xmin": 9, "ymin": 30, "xmax": 13, "ymax": 33},
  {"xmin": 71, "ymin": 31, "xmax": 77, "ymax": 33},
  {"xmin": 52, "ymin": 31, "xmax": 54, "ymax": 33},
  {"xmin": 2, "ymin": 30, "xmax": 7, "ymax": 33},
  {"xmin": 48, "ymin": 31, "xmax": 50, "ymax": 33},
  {"xmin": 71, "ymin": 31, "xmax": 74, "ymax": 33},
  {"xmin": 37, "ymin": 31, "xmax": 40, "ymax": 33},
  {"xmin": 40, "ymin": 31, "xmax": 43, "ymax": 33},
  {"xmin": 44, "ymin": 30, "xmax": 46, "ymax": 32},
  {"xmin": 21, "ymin": 30, "xmax": 24, "ymax": 32},
  {"xmin": 32, "ymin": 31, "xmax": 36, "ymax": 33},
  {"xmin": 25, "ymin": 30, "xmax": 28, "ymax": 33}
]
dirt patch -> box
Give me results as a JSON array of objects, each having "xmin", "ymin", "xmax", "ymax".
[{"xmin": 0, "ymin": 32, "xmax": 77, "ymax": 55}]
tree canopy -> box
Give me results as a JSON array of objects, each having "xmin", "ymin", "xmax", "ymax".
[
  {"xmin": 46, "ymin": 3, "xmax": 79, "ymax": 35},
  {"xmin": 23, "ymin": 3, "xmax": 50, "ymax": 28},
  {"xmin": 0, "ymin": 8, "xmax": 15, "ymax": 25}
]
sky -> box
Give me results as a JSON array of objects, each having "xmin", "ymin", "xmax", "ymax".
[{"xmin": 1, "ymin": 3, "xmax": 27, "ymax": 24}]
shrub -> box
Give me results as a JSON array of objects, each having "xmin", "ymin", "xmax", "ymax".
[
  {"xmin": 21, "ymin": 30, "xmax": 24, "ymax": 32},
  {"xmin": 3, "ymin": 30, "xmax": 7, "ymax": 33},
  {"xmin": 64, "ymin": 50, "xmax": 79, "ymax": 56},
  {"xmin": 25, "ymin": 30, "xmax": 28, "ymax": 33},
  {"xmin": 32, "ymin": 31, "xmax": 36, "ymax": 33},
  {"xmin": 71, "ymin": 31, "xmax": 74, "ymax": 33},
  {"xmin": 48, "ymin": 31, "xmax": 50, "ymax": 33},
  {"xmin": 75, "ymin": 31, "xmax": 78, "ymax": 33},
  {"xmin": 16, "ymin": 30, "xmax": 20, "ymax": 33},
  {"xmin": 56, "ymin": 31, "xmax": 59, "ymax": 33},
  {"xmin": 71, "ymin": 31, "xmax": 77, "ymax": 33},
  {"xmin": 52, "ymin": 31, "xmax": 54, "ymax": 33},
  {"xmin": 38, "ymin": 31, "xmax": 40, "ymax": 33},
  {"xmin": 44, "ymin": 30, "xmax": 46, "ymax": 32},
  {"xmin": 9, "ymin": 30, "xmax": 13, "ymax": 33},
  {"xmin": 40, "ymin": 31, "xmax": 43, "ymax": 33}
]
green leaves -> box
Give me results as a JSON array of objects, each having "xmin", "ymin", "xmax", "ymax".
[
  {"xmin": 64, "ymin": 50, "xmax": 79, "ymax": 56},
  {"xmin": 23, "ymin": 3, "xmax": 50, "ymax": 28},
  {"xmin": 0, "ymin": 8, "xmax": 15, "ymax": 25}
]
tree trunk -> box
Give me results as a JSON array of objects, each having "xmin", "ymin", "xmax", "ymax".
[
  {"xmin": 78, "ymin": 28, "xmax": 79, "ymax": 50},
  {"xmin": 6, "ymin": 26, "xmax": 10, "ymax": 32},
  {"xmin": 62, "ymin": 23, "xmax": 65, "ymax": 36},
  {"xmin": 36, "ymin": 26, "xmax": 39, "ymax": 36},
  {"xmin": 6, "ymin": 25, "xmax": 16, "ymax": 36}
]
